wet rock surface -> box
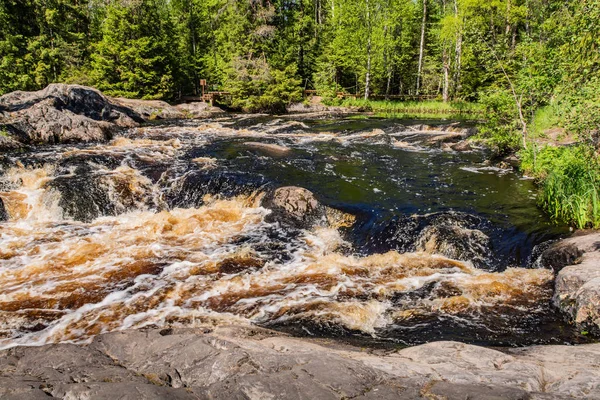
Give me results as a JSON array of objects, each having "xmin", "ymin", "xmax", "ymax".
[
  {"xmin": 263, "ymin": 186, "xmax": 323, "ymax": 227},
  {"xmin": 262, "ymin": 186, "xmax": 355, "ymax": 230},
  {"xmin": 243, "ymin": 141, "xmax": 292, "ymax": 157},
  {"xmin": 416, "ymin": 224, "xmax": 491, "ymax": 266},
  {"xmin": 0, "ymin": 196, "xmax": 7, "ymax": 221},
  {"xmin": 548, "ymin": 232, "xmax": 600, "ymax": 332},
  {"xmin": 0, "ymin": 326, "xmax": 598, "ymax": 399}
]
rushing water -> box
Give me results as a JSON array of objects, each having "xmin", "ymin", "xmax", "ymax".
[{"xmin": 0, "ymin": 116, "xmax": 588, "ymax": 349}]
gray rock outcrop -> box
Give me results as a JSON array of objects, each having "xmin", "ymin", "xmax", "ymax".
[
  {"xmin": 546, "ymin": 232, "xmax": 600, "ymax": 332},
  {"xmin": 1, "ymin": 325, "xmax": 599, "ymax": 399},
  {"xmin": 0, "ymin": 84, "xmax": 225, "ymax": 149},
  {"xmin": 0, "ymin": 84, "xmax": 141, "ymax": 146}
]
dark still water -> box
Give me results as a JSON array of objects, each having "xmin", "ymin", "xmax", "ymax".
[{"xmin": 0, "ymin": 115, "xmax": 585, "ymax": 349}]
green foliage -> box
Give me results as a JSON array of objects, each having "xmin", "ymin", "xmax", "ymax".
[
  {"xmin": 228, "ymin": 63, "xmax": 302, "ymax": 113},
  {"xmin": 475, "ymin": 90, "xmax": 522, "ymax": 154},
  {"xmin": 339, "ymin": 98, "xmax": 482, "ymax": 120},
  {"xmin": 530, "ymin": 105, "xmax": 561, "ymax": 139},
  {"xmin": 557, "ymin": 78, "xmax": 600, "ymax": 140},
  {"xmin": 520, "ymin": 145, "xmax": 600, "ymax": 229},
  {"xmin": 89, "ymin": 1, "xmax": 178, "ymax": 100}
]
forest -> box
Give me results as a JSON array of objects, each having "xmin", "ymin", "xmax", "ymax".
[{"xmin": 1, "ymin": 0, "xmax": 600, "ymax": 228}]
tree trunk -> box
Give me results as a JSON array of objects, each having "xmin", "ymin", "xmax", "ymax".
[
  {"xmin": 452, "ymin": 0, "xmax": 462, "ymax": 98},
  {"xmin": 442, "ymin": 0, "xmax": 449, "ymax": 102},
  {"xmin": 364, "ymin": 0, "xmax": 372, "ymax": 100},
  {"xmin": 416, "ymin": 0, "xmax": 427, "ymax": 95},
  {"xmin": 505, "ymin": 0, "xmax": 511, "ymax": 36},
  {"xmin": 443, "ymin": 50, "xmax": 449, "ymax": 102},
  {"xmin": 383, "ymin": 14, "xmax": 389, "ymax": 100}
]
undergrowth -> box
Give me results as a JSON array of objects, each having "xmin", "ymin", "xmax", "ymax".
[{"xmin": 520, "ymin": 145, "xmax": 600, "ymax": 229}]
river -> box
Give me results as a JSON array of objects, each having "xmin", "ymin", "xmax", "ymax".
[{"xmin": 0, "ymin": 115, "xmax": 589, "ymax": 349}]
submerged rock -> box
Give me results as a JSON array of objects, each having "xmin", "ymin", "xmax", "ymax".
[
  {"xmin": 450, "ymin": 140, "xmax": 473, "ymax": 152},
  {"xmin": 546, "ymin": 232, "xmax": 600, "ymax": 333},
  {"xmin": 0, "ymin": 325, "xmax": 599, "ymax": 399},
  {"xmin": 416, "ymin": 224, "xmax": 491, "ymax": 266},
  {"xmin": 243, "ymin": 141, "xmax": 292, "ymax": 157}
]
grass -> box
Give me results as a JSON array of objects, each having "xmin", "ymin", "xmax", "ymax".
[
  {"xmin": 520, "ymin": 144, "xmax": 600, "ymax": 229},
  {"xmin": 336, "ymin": 98, "xmax": 484, "ymax": 120},
  {"xmin": 529, "ymin": 105, "xmax": 561, "ymax": 138}
]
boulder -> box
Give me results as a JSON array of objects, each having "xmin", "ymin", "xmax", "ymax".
[
  {"xmin": 0, "ymin": 84, "xmax": 226, "ymax": 149},
  {"xmin": 263, "ymin": 186, "xmax": 324, "ymax": 228},
  {"xmin": 0, "ymin": 84, "xmax": 141, "ymax": 146},
  {"xmin": 535, "ymin": 241, "xmax": 583, "ymax": 273},
  {"xmin": 262, "ymin": 186, "xmax": 355, "ymax": 229},
  {"xmin": 546, "ymin": 232, "xmax": 600, "ymax": 332},
  {"xmin": 415, "ymin": 224, "xmax": 491, "ymax": 266},
  {"xmin": 450, "ymin": 140, "xmax": 473, "ymax": 152},
  {"xmin": 175, "ymin": 102, "xmax": 225, "ymax": 118}
]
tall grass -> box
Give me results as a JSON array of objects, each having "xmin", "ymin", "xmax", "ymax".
[
  {"xmin": 337, "ymin": 98, "xmax": 483, "ymax": 120},
  {"xmin": 521, "ymin": 145, "xmax": 600, "ymax": 229}
]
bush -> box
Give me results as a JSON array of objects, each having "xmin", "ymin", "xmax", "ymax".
[
  {"xmin": 557, "ymin": 78, "xmax": 600, "ymax": 142},
  {"xmin": 227, "ymin": 60, "xmax": 302, "ymax": 114},
  {"xmin": 476, "ymin": 89, "xmax": 523, "ymax": 155},
  {"xmin": 521, "ymin": 145, "xmax": 600, "ymax": 229}
]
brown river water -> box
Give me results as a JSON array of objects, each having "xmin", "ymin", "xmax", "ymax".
[{"xmin": 0, "ymin": 116, "xmax": 589, "ymax": 349}]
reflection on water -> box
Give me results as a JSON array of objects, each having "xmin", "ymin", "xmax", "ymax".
[{"xmin": 0, "ymin": 116, "xmax": 585, "ymax": 349}]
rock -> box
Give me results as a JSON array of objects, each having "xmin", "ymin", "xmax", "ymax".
[
  {"xmin": 0, "ymin": 84, "xmax": 226, "ymax": 149},
  {"xmin": 112, "ymin": 97, "xmax": 185, "ymax": 120},
  {"xmin": 415, "ymin": 224, "xmax": 491, "ymax": 267},
  {"xmin": 0, "ymin": 84, "xmax": 141, "ymax": 146},
  {"xmin": 426, "ymin": 381, "xmax": 532, "ymax": 400},
  {"xmin": 0, "ymin": 128, "xmax": 23, "ymax": 152},
  {"xmin": 1, "ymin": 326, "xmax": 599, "ymax": 399},
  {"xmin": 0, "ymin": 196, "xmax": 8, "ymax": 221},
  {"xmin": 450, "ymin": 140, "xmax": 473, "ymax": 152},
  {"xmin": 243, "ymin": 141, "xmax": 292, "ymax": 157},
  {"xmin": 263, "ymin": 186, "xmax": 323, "ymax": 228},
  {"xmin": 548, "ymin": 232, "xmax": 600, "ymax": 332},
  {"xmin": 536, "ymin": 241, "xmax": 583, "ymax": 273},
  {"xmin": 175, "ymin": 102, "xmax": 225, "ymax": 118},
  {"xmin": 262, "ymin": 186, "xmax": 355, "ymax": 230}
]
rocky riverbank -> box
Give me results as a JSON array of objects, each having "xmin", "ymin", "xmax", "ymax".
[
  {"xmin": 1, "ymin": 324, "xmax": 599, "ymax": 399},
  {"xmin": 0, "ymin": 84, "xmax": 223, "ymax": 150},
  {"xmin": 538, "ymin": 231, "xmax": 600, "ymax": 334}
]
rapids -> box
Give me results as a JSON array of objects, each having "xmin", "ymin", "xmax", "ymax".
[{"xmin": 0, "ymin": 116, "xmax": 589, "ymax": 349}]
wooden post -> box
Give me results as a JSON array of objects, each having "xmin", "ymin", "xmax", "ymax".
[{"xmin": 200, "ymin": 79, "xmax": 206, "ymax": 101}]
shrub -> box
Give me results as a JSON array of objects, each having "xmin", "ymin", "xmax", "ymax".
[
  {"xmin": 227, "ymin": 60, "xmax": 302, "ymax": 114},
  {"xmin": 476, "ymin": 89, "xmax": 523, "ymax": 155},
  {"xmin": 521, "ymin": 145, "xmax": 600, "ymax": 229}
]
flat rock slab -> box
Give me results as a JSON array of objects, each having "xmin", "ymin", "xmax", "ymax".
[{"xmin": 1, "ymin": 325, "xmax": 599, "ymax": 399}]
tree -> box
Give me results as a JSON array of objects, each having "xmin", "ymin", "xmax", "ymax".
[{"xmin": 89, "ymin": 0, "xmax": 179, "ymax": 99}]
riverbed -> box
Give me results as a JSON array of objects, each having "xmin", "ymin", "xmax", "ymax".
[{"xmin": 0, "ymin": 115, "xmax": 587, "ymax": 349}]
